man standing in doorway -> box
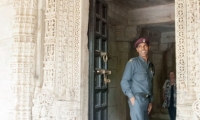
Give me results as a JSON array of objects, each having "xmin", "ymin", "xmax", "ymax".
[{"xmin": 120, "ymin": 37, "xmax": 155, "ymax": 120}]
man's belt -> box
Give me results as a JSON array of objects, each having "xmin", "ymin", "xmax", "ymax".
[{"xmin": 135, "ymin": 93, "xmax": 150, "ymax": 98}]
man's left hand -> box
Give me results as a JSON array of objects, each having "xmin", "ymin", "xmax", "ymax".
[{"xmin": 148, "ymin": 103, "xmax": 152, "ymax": 114}]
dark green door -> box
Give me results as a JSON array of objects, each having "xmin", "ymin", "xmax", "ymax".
[{"xmin": 88, "ymin": 0, "xmax": 110, "ymax": 120}]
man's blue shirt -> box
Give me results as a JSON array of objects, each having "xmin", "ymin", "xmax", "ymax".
[{"xmin": 120, "ymin": 56, "xmax": 155, "ymax": 102}]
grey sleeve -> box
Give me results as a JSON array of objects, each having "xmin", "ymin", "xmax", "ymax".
[{"xmin": 120, "ymin": 61, "xmax": 134, "ymax": 99}]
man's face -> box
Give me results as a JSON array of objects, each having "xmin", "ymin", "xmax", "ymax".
[{"xmin": 136, "ymin": 43, "xmax": 149, "ymax": 57}]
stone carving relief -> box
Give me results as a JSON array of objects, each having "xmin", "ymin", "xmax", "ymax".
[
  {"xmin": 13, "ymin": 16, "xmax": 36, "ymax": 34},
  {"xmin": 176, "ymin": 2, "xmax": 187, "ymax": 118},
  {"xmin": 43, "ymin": 69, "xmax": 55, "ymax": 89},
  {"xmin": 44, "ymin": 43, "xmax": 55, "ymax": 61},
  {"xmin": 55, "ymin": 101, "xmax": 79, "ymax": 120},
  {"xmin": 8, "ymin": 0, "xmax": 38, "ymax": 119},
  {"xmin": 187, "ymin": 0, "xmax": 200, "ymax": 119},
  {"xmin": 46, "ymin": 0, "xmax": 56, "ymax": 13},
  {"xmin": 193, "ymin": 96, "xmax": 200, "ymax": 119},
  {"xmin": 14, "ymin": 0, "xmax": 37, "ymax": 8},
  {"xmin": 176, "ymin": 0, "xmax": 200, "ymax": 119},
  {"xmin": 1, "ymin": 0, "xmax": 199, "ymax": 119},
  {"xmin": 32, "ymin": 90, "xmax": 54, "ymax": 119},
  {"xmin": 45, "ymin": 19, "xmax": 56, "ymax": 38},
  {"xmin": 32, "ymin": 0, "xmax": 81, "ymax": 119}
]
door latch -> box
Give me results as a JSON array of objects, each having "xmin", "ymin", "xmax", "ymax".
[
  {"xmin": 95, "ymin": 50, "xmax": 108, "ymax": 62},
  {"xmin": 95, "ymin": 68, "xmax": 111, "ymax": 84}
]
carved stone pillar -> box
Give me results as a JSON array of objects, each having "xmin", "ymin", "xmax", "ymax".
[
  {"xmin": 176, "ymin": 0, "xmax": 200, "ymax": 119},
  {"xmin": 9, "ymin": 0, "xmax": 38, "ymax": 119},
  {"xmin": 31, "ymin": 0, "xmax": 89, "ymax": 120}
]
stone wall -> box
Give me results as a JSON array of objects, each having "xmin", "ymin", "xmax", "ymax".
[
  {"xmin": 107, "ymin": 25, "xmax": 119, "ymax": 120},
  {"xmin": 0, "ymin": 0, "xmax": 89, "ymax": 119},
  {"xmin": 107, "ymin": 24, "xmax": 134, "ymax": 120},
  {"xmin": 0, "ymin": 1, "xmax": 14, "ymax": 119},
  {"xmin": 0, "ymin": 0, "xmax": 200, "ymax": 120},
  {"xmin": 176, "ymin": 0, "xmax": 200, "ymax": 119}
]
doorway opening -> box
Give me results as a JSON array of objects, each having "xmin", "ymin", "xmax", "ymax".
[{"xmin": 88, "ymin": 0, "xmax": 176, "ymax": 120}]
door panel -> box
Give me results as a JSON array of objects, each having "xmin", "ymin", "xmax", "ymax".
[{"xmin": 89, "ymin": 0, "xmax": 109, "ymax": 120}]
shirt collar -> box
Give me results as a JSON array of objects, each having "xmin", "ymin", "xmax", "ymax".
[{"xmin": 138, "ymin": 56, "xmax": 150, "ymax": 64}]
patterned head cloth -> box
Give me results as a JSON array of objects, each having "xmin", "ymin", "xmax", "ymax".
[{"xmin": 134, "ymin": 37, "xmax": 149, "ymax": 48}]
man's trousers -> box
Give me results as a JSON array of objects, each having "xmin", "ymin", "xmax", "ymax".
[{"xmin": 128, "ymin": 95, "xmax": 149, "ymax": 120}]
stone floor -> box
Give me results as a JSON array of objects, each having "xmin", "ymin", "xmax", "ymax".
[
  {"xmin": 126, "ymin": 108, "xmax": 171, "ymax": 120},
  {"xmin": 150, "ymin": 108, "xmax": 170, "ymax": 120}
]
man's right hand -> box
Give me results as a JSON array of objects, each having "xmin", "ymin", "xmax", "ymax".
[{"xmin": 130, "ymin": 97, "xmax": 135, "ymax": 106}]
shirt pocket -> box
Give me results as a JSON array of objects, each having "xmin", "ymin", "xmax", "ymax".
[{"xmin": 134, "ymin": 71, "xmax": 147, "ymax": 81}]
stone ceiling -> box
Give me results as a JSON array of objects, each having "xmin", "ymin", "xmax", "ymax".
[
  {"xmin": 108, "ymin": 0, "xmax": 175, "ymax": 33},
  {"xmin": 106, "ymin": 0, "xmax": 175, "ymax": 42},
  {"xmin": 106, "ymin": 0, "xmax": 174, "ymax": 10},
  {"xmin": 139, "ymin": 22, "xmax": 175, "ymax": 32}
]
